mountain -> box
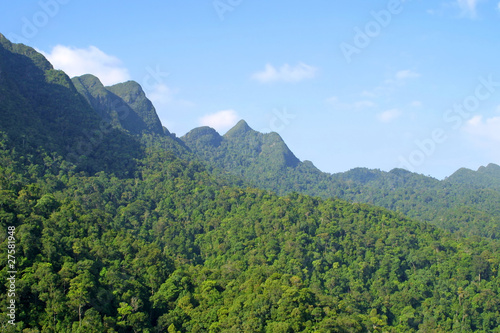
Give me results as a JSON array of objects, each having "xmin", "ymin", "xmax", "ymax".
[
  {"xmin": 332, "ymin": 166, "xmax": 500, "ymax": 238},
  {"xmin": 446, "ymin": 163, "xmax": 500, "ymax": 191},
  {"xmin": 0, "ymin": 33, "xmax": 94, "ymax": 152},
  {"xmin": 181, "ymin": 120, "xmax": 336, "ymax": 192},
  {"xmin": 0, "ymin": 34, "xmax": 144, "ymax": 176},
  {"xmin": 183, "ymin": 120, "xmax": 300, "ymax": 169},
  {"xmin": 106, "ymin": 80, "xmax": 164, "ymax": 135},
  {"xmin": 184, "ymin": 121, "xmax": 500, "ymax": 239},
  {"xmin": 72, "ymin": 74, "xmax": 164, "ymax": 135}
]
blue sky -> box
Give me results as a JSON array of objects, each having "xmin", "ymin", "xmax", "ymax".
[{"xmin": 2, "ymin": 0, "xmax": 500, "ymax": 179}]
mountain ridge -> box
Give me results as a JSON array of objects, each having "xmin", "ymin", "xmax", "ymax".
[
  {"xmin": 182, "ymin": 119, "xmax": 302, "ymax": 172},
  {"xmin": 445, "ymin": 162, "xmax": 500, "ymax": 191},
  {"xmin": 3, "ymin": 32, "xmax": 494, "ymax": 183},
  {"xmin": 184, "ymin": 119, "xmax": 500, "ymax": 238},
  {"xmin": 72, "ymin": 74, "xmax": 164, "ymax": 135},
  {"xmin": 0, "ymin": 35, "xmax": 146, "ymax": 176}
]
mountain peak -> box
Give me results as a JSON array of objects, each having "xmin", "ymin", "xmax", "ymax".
[
  {"xmin": 224, "ymin": 120, "xmax": 254, "ymax": 138},
  {"xmin": 182, "ymin": 126, "xmax": 222, "ymax": 148},
  {"xmin": 106, "ymin": 81, "xmax": 164, "ymax": 135},
  {"xmin": 106, "ymin": 80, "xmax": 144, "ymax": 100},
  {"xmin": 445, "ymin": 163, "xmax": 500, "ymax": 191},
  {"xmin": 484, "ymin": 163, "xmax": 500, "ymax": 172},
  {"xmin": 72, "ymin": 74, "xmax": 104, "ymax": 90},
  {"xmin": 0, "ymin": 34, "xmax": 53, "ymax": 72}
]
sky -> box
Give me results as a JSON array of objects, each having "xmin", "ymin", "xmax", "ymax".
[{"xmin": 1, "ymin": 0, "xmax": 500, "ymax": 179}]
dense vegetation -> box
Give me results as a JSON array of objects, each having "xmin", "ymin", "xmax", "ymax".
[
  {"xmin": 1, "ymin": 34, "xmax": 500, "ymax": 332},
  {"xmin": 332, "ymin": 167, "xmax": 500, "ymax": 239},
  {"xmin": 182, "ymin": 122, "xmax": 500, "ymax": 239},
  {"xmin": 2, "ymin": 139, "xmax": 500, "ymax": 332}
]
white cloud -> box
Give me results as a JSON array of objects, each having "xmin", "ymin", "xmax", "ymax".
[
  {"xmin": 411, "ymin": 101, "xmax": 422, "ymax": 107},
  {"xmin": 396, "ymin": 69, "xmax": 421, "ymax": 80},
  {"xmin": 251, "ymin": 63, "xmax": 317, "ymax": 83},
  {"xmin": 41, "ymin": 45, "xmax": 130, "ymax": 86},
  {"xmin": 457, "ymin": 0, "xmax": 481, "ymax": 17},
  {"xmin": 199, "ymin": 110, "xmax": 239, "ymax": 133},
  {"xmin": 377, "ymin": 109, "xmax": 402, "ymax": 123},
  {"xmin": 326, "ymin": 96, "xmax": 341, "ymax": 106},
  {"xmin": 464, "ymin": 115, "xmax": 500, "ymax": 143},
  {"xmin": 498, "ymin": 1, "xmax": 500, "ymax": 10},
  {"xmin": 427, "ymin": 1, "xmax": 485, "ymax": 18}
]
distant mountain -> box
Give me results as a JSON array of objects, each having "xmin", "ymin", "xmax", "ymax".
[
  {"xmin": 181, "ymin": 120, "xmax": 334, "ymax": 193},
  {"xmin": 72, "ymin": 74, "xmax": 164, "ymax": 135},
  {"xmin": 106, "ymin": 80, "xmax": 164, "ymax": 135},
  {"xmin": 332, "ymin": 166, "xmax": 500, "ymax": 238},
  {"xmin": 445, "ymin": 163, "xmax": 500, "ymax": 191},
  {"xmin": 183, "ymin": 120, "xmax": 300, "ymax": 170},
  {"xmin": 184, "ymin": 120, "xmax": 500, "ymax": 239}
]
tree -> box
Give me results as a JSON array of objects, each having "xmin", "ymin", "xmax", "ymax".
[{"xmin": 67, "ymin": 271, "xmax": 94, "ymax": 327}]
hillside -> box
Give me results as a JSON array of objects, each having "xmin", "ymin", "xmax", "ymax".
[
  {"xmin": 2, "ymin": 35, "xmax": 500, "ymax": 332},
  {"xmin": 2, "ymin": 136, "xmax": 500, "ymax": 332}
]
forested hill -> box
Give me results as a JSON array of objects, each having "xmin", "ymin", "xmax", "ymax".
[
  {"xmin": 182, "ymin": 120, "xmax": 301, "ymax": 174},
  {"xmin": 445, "ymin": 163, "xmax": 500, "ymax": 191},
  {"xmin": 2, "ymin": 137, "xmax": 500, "ymax": 332},
  {"xmin": 2, "ymin": 34, "xmax": 500, "ymax": 332},
  {"xmin": 331, "ymin": 166, "xmax": 500, "ymax": 239},
  {"xmin": 183, "ymin": 121, "xmax": 500, "ymax": 239}
]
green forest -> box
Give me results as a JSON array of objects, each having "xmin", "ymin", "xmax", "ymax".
[{"xmin": 1, "ymin": 34, "xmax": 500, "ymax": 332}]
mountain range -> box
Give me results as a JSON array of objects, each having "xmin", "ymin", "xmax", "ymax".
[
  {"xmin": 180, "ymin": 119, "xmax": 500, "ymax": 239},
  {"xmin": 1, "ymin": 33, "xmax": 500, "ymax": 332}
]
